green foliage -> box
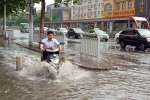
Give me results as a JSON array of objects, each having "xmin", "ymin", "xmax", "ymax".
[
  {"xmin": 34, "ymin": 12, "xmax": 51, "ymax": 26},
  {"xmin": 0, "ymin": 0, "xmax": 40, "ymax": 18},
  {"xmin": 44, "ymin": 14, "xmax": 51, "ymax": 21},
  {"xmin": 54, "ymin": 0, "xmax": 81, "ymax": 7}
]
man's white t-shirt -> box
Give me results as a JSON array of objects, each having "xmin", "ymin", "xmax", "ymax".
[{"xmin": 41, "ymin": 38, "xmax": 59, "ymax": 48}]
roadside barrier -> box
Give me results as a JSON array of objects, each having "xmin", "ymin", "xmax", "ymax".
[{"xmin": 80, "ymin": 33, "xmax": 100, "ymax": 62}]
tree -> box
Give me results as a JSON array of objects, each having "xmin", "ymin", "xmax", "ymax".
[{"xmin": 40, "ymin": 0, "xmax": 45, "ymax": 40}]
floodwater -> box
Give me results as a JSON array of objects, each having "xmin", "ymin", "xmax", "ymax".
[{"xmin": 0, "ymin": 32, "xmax": 150, "ymax": 100}]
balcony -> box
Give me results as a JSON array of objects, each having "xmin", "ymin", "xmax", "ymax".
[{"xmin": 102, "ymin": 8, "xmax": 135, "ymax": 18}]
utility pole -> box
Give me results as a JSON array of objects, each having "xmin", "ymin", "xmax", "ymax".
[
  {"xmin": 29, "ymin": 0, "xmax": 33, "ymax": 46},
  {"xmin": 3, "ymin": 0, "xmax": 6, "ymax": 37},
  {"xmin": 71, "ymin": 0, "xmax": 73, "ymax": 20}
]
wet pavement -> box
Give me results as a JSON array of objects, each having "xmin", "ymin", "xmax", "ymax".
[{"xmin": 0, "ymin": 31, "xmax": 150, "ymax": 100}]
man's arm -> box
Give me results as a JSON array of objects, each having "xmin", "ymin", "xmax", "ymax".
[
  {"xmin": 58, "ymin": 44, "xmax": 62, "ymax": 51},
  {"xmin": 40, "ymin": 44, "xmax": 45, "ymax": 51},
  {"xmin": 54, "ymin": 39, "xmax": 62, "ymax": 50},
  {"xmin": 40, "ymin": 39, "xmax": 45, "ymax": 51}
]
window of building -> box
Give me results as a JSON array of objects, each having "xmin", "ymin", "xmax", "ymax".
[
  {"xmin": 101, "ymin": 3, "xmax": 104, "ymax": 8},
  {"xmin": 99, "ymin": 3, "xmax": 101, "ymax": 7},
  {"xmin": 104, "ymin": 3, "xmax": 112, "ymax": 11},
  {"xmin": 84, "ymin": 6, "xmax": 86, "ymax": 9},
  {"xmin": 84, "ymin": 13, "xmax": 86, "ymax": 16},
  {"xmin": 122, "ymin": 2, "xmax": 126, "ymax": 9},
  {"xmin": 94, "ymin": 4, "xmax": 97, "ymax": 8},
  {"xmin": 128, "ymin": 0, "xmax": 132, "ymax": 8},
  {"xmin": 101, "ymin": 10, "xmax": 103, "ymax": 15},
  {"xmin": 94, "ymin": 11, "xmax": 97, "ymax": 15},
  {"xmin": 91, "ymin": 4, "xmax": 93, "ymax": 8},
  {"xmin": 98, "ymin": 11, "xmax": 100, "ymax": 15},
  {"xmin": 116, "ymin": 2, "xmax": 120, "ymax": 10}
]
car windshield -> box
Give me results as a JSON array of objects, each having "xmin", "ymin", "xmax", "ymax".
[
  {"xmin": 94, "ymin": 30, "xmax": 105, "ymax": 34},
  {"xmin": 73, "ymin": 28, "xmax": 84, "ymax": 33},
  {"xmin": 49, "ymin": 29, "xmax": 56, "ymax": 31},
  {"xmin": 138, "ymin": 30, "xmax": 150, "ymax": 35},
  {"xmin": 60, "ymin": 28, "xmax": 67, "ymax": 31}
]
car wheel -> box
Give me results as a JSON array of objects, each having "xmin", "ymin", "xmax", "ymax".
[
  {"xmin": 105, "ymin": 39, "xmax": 108, "ymax": 42},
  {"xmin": 135, "ymin": 46, "xmax": 140, "ymax": 51},
  {"xmin": 68, "ymin": 35, "xmax": 70, "ymax": 38},
  {"xmin": 120, "ymin": 41, "xmax": 126, "ymax": 49},
  {"xmin": 139, "ymin": 43, "xmax": 147, "ymax": 51},
  {"xmin": 116, "ymin": 38, "xmax": 119, "ymax": 44},
  {"xmin": 75, "ymin": 35, "xmax": 78, "ymax": 39}
]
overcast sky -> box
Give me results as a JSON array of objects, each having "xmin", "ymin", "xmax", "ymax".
[{"xmin": 34, "ymin": 0, "xmax": 54, "ymax": 8}]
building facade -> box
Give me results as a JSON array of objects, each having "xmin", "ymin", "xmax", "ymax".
[
  {"xmin": 103, "ymin": 0, "xmax": 135, "ymax": 18},
  {"xmin": 45, "ymin": 0, "xmax": 150, "ymax": 32},
  {"xmin": 73, "ymin": 0, "xmax": 104, "ymax": 20}
]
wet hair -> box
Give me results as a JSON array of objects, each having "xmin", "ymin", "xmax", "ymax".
[{"xmin": 47, "ymin": 31, "xmax": 54, "ymax": 35}]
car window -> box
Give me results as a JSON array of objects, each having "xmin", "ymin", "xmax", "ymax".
[
  {"xmin": 121, "ymin": 30, "xmax": 133, "ymax": 35},
  {"xmin": 126, "ymin": 30, "xmax": 133, "ymax": 35},
  {"xmin": 89, "ymin": 31, "xmax": 94, "ymax": 33},
  {"xmin": 120, "ymin": 30, "xmax": 126, "ymax": 34},
  {"xmin": 69, "ymin": 29, "xmax": 73, "ymax": 31}
]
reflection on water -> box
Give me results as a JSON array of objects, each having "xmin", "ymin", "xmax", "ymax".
[{"xmin": 0, "ymin": 40, "xmax": 150, "ymax": 100}]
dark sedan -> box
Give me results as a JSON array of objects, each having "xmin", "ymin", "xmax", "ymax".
[{"xmin": 67, "ymin": 28, "xmax": 84, "ymax": 39}]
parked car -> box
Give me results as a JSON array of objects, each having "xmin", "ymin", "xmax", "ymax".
[
  {"xmin": 119, "ymin": 28, "xmax": 150, "ymax": 51},
  {"xmin": 47, "ymin": 28, "xmax": 57, "ymax": 34},
  {"xmin": 34, "ymin": 27, "xmax": 48, "ymax": 33},
  {"xmin": 67, "ymin": 28, "xmax": 85, "ymax": 39},
  {"xmin": 88, "ymin": 28, "xmax": 109, "ymax": 41},
  {"xmin": 114, "ymin": 31, "xmax": 122, "ymax": 44},
  {"xmin": 56, "ymin": 28, "xmax": 68, "ymax": 34}
]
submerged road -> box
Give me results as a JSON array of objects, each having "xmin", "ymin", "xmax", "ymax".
[{"xmin": 0, "ymin": 32, "xmax": 150, "ymax": 100}]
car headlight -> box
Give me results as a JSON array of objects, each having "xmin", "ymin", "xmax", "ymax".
[{"xmin": 147, "ymin": 38, "xmax": 150, "ymax": 42}]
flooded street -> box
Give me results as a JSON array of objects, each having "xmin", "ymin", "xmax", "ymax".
[{"xmin": 0, "ymin": 32, "xmax": 150, "ymax": 100}]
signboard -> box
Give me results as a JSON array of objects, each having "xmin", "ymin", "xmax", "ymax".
[
  {"xmin": 135, "ymin": 0, "xmax": 149, "ymax": 17},
  {"xmin": 52, "ymin": 9, "xmax": 62, "ymax": 21}
]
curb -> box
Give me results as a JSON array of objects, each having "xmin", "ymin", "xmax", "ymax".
[
  {"xmin": 72, "ymin": 62, "xmax": 118, "ymax": 70},
  {"xmin": 15, "ymin": 43, "xmax": 42, "ymax": 53},
  {"xmin": 67, "ymin": 40, "xmax": 81, "ymax": 43},
  {"xmin": 78, "ymin": 65, "xmax": 118, "ymax": 70}
]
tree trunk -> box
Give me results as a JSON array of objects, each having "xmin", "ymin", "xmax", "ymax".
[{"xmin": 40, "ymin": 0, "xmax": 45, "ymax": 40}]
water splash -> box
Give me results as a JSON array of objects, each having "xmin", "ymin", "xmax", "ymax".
[
  {"xmin": 0, "ymin": 44, "xmax": 89, "ymax": 81},
  {"xmin": 58, "ymin": 61, "xmax": 89, "ymax": 81}
]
